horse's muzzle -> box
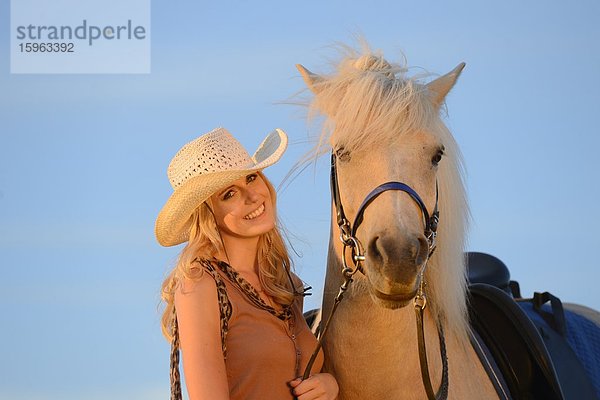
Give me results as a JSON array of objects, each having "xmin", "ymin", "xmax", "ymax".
[{"xmin": 362, "ymin": 232, "xmax": 428, "ymax": 305}]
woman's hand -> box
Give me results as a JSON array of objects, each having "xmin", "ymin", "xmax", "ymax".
[{"xmin": 289, "ymin": 373, "xmax": 339, "ymax": 400}]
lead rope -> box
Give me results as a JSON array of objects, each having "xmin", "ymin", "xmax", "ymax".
[
  {"xmin": 302, "ymin": 256, "xmax": 360, "ymax": 380},
  {"xmin": 415, "ymin": 274, "xmax": 449, "ymax": 400}
]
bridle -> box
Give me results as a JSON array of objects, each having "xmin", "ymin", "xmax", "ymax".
[{"xmin": 303, "ymin": 152, "xmax": 449, "ymax": 400}]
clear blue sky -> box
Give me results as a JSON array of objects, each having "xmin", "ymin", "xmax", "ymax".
[{"xmin": 1, "ymin": 1, "xmax": 599, "ymax": 399}]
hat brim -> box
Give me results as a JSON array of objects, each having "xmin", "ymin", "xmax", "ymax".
[{"xmin": 155, "ymin": 128, "xmax": 287, "ymax": 247}]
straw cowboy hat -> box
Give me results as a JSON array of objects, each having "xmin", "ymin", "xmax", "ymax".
[{"xmin": 155, "ymin": 127, "xmax": 288, "ymax": 247}]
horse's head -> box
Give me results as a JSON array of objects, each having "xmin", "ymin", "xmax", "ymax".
[{"xmin": 298, "ymin": 50, "xmax": 467, "ymax": 310}]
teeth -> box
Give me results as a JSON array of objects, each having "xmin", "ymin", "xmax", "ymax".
[{"xmin": 244, "ymin": 203, "xmax": 265, "ymax": 220}]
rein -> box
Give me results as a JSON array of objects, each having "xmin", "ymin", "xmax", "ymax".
[{"xmin": 303, "ymin": 153, "xmax": 448, "ymax": 400}]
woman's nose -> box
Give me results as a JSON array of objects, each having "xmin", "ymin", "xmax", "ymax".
[{"xmin": 244, "ymin": 188, "xmax": 260, "ymax": 203}]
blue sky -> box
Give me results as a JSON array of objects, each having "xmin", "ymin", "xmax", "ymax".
[{"xmin": 1, "ymin": 1, "xmax": 599, "ymax": 399}]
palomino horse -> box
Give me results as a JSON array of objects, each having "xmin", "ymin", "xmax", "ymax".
[{"xmin": 296, "ymin": 47, "xmax": 505, "ymax": 399}]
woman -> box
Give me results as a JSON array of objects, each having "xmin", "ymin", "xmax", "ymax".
[{"xmin": 156, "ymin": 127, "xmax": 338, "ymax": 400}]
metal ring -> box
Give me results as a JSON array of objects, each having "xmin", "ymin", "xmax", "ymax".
[
  {"xmin": 349, "ymin": 237, "xmax": 365, "ymax": 263},
  {"xmin": 342, "ymin": 239, "xmax": 363, "ymax": 276},
  {"xmin": 414, "ymin": 294, "xmax": 427, "ymax": 310}
]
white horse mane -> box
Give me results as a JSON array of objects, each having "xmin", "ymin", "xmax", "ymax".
[{"xmin": 302, "ymin": 44, "xmax": 472, "ymax": 343}]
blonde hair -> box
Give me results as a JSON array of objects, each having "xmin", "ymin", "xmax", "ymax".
[{"xmin": 160, "ymin": 172, "xmax": 295, "ymax": 341}]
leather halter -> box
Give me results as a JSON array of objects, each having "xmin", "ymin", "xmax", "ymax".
[{"xmin": 303, "ymin": 152, "xmax": 448, "ymax": 400}]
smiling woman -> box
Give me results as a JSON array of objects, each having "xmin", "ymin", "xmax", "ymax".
[{"xmin": 155, "ymin": 127, "xmax": 339, "ymax": 400}]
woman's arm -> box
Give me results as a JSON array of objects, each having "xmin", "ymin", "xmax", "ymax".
[{"xmin": 174, "ymin": 274, "xmax": 230, "ymax": 400}]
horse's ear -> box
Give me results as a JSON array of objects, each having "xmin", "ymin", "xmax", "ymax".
[
  {"xmin": 426, "ymin": 62, "xmax": 466, "ymax": 108},
  {"xmin": 296, "ymin": 64, "xmax": 326, "ymax": 94}
]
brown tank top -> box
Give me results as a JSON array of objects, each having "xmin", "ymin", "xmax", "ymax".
[{"xmin": 205, "ymin": 259, "xmax": 324, "ymax": 400}]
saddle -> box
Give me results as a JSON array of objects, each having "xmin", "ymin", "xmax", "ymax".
[{"xmin": 467, "ymin": 252, "xmax": 598, "ymax": 400}]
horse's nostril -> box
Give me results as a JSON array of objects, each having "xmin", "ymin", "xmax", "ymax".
[
  {"xmin": 415, "ymin": 236, "xmax": 429, "ymax": 265},
  {"xmin": 368, "ymin": 236, "xmax": 382, "ymax": 261}
]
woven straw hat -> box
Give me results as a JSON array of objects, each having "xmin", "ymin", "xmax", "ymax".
[{"xmin": 155, "ymin": 127, "xmax": 288, "ymax": 247}]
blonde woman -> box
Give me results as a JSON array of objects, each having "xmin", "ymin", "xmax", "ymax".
[{"xmin": 156, "ymin": 127, "xmax": 338, "ymax": 400}]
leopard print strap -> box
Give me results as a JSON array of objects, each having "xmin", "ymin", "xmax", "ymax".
[
  {"xmin": 196, "ymin": 258, "xmax": 232, "ymax": 358},
  {"xmin": 170, "ymin": 307, "xmax": 182, "ymax": 400},
  {"xmin": 213, "ymin": 259, "xmax": 294, "ymax": 321}
]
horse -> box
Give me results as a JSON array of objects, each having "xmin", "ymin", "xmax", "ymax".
[
  {"xmin": 295, "ymin": 45, "xmax": 498, "ymax": 399},
  {"xmin": 295, "ymin": 45, "xmax": 600, "ymax": 399}
]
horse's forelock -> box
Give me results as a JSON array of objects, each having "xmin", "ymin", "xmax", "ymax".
[{"xmin": 309, "ymin": 64, "xmax": 443, "ymax": 151}]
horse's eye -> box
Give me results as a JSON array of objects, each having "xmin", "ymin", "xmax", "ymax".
[
  {"xmin": 336, "ymin": 147, "xmax": 351, "ymax": 162},
  {"xmin": 432, "ymin": 149, "xmax": 444, "ymax": 166}
]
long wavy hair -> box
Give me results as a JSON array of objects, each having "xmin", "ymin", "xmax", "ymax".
[{"xmin": 160, "ymin": 171, "xmax": 294, "ymax": 341}]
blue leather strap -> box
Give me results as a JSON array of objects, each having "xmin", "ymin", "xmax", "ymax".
[{"xmin": 352, "ymin": 181, "xmax": 432, "ymax": 236}]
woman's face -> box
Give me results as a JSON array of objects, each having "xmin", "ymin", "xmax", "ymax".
[{"xmin": 209, "ymin": 172, "xmax": 275, "ymax": 239}]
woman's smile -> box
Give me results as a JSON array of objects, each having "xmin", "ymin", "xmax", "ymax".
[{"xmin": 244, "ymin": 203, "xmax": 265, "ymax": 220}]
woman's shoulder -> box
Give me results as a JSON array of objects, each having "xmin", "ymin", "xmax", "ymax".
[{"xmin": 174, "ymin": 259, "xmax": 221, "ymax": 302}]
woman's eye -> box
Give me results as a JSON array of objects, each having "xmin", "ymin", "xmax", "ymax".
[
  {"xmin": 222, "ymin": 190, "xmax": 235, "ymax": 200},
  {"xmin": 246, "ymin": 173, "xmax": 258, "ymax": 184}
]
